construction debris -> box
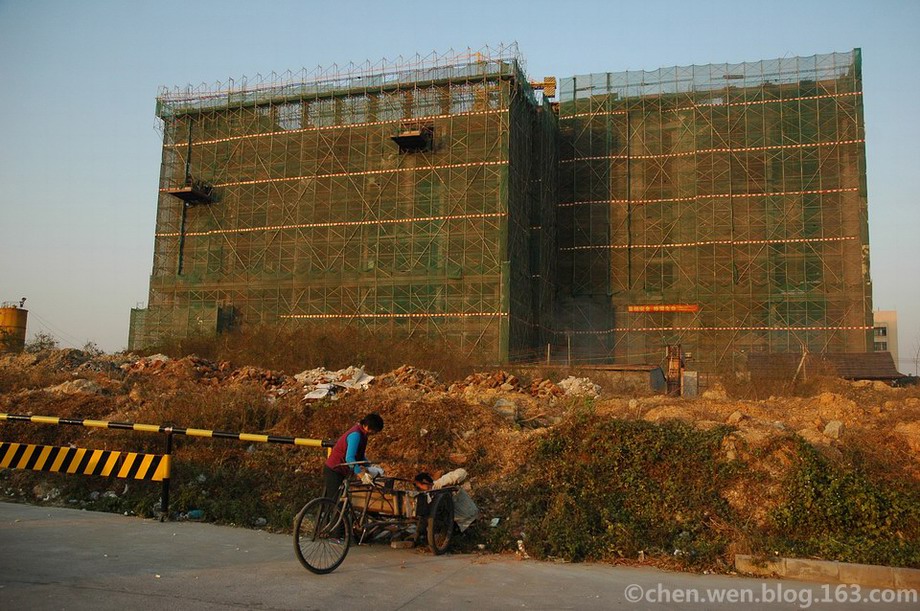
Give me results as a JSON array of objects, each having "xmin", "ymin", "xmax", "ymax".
[
  {"xmin": 449, "ymin": 371, "xmax": 522, "ymax": 393},
  {"xmin": 557, "ymin": 376, "xmax": 601, "ymax": 398},
  {"xmin": 293, "ymin": 366, "xmax": 374, "ymax": 401},
  {"xmin": 528, "ymin": 377, "xmax": 564, "ymax": 398},
  {"xmin": 3, "ymin": 347, "xmax": 920, "ymax": 573},
  {"xmin": 44, "ymin": 379, "xmax": 105, "ymax": 395},
  {"xmin": 375, "ymin": 365, "xmax": 444, "ymax": 392},
  {"xmin": 122, "ymin": 353, "xmax": 170, "ymax": 371}
]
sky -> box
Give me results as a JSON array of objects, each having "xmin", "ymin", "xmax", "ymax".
[{"xmin": 0, "ymin": 0, "xmax": 918, "ymax": 372}]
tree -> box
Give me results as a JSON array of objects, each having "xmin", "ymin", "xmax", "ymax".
[
  {"xmin": 24, "ymin": 331, "xmax": 59, "ymax": 353},
  {"xmin": 0, "ymin": 329, "xmax": 17, "ymax": 352},
  {"xmin": 82, "ymin": 341, "xmax": 104, "ymax": 356}
]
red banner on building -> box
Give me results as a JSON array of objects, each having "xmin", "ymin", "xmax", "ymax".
[{"xmin": 628, "ymin": 304, "xmax": 700, "ymax": 313}]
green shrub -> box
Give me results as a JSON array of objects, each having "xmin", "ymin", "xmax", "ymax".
[
  {"xmin": 502, "ymin": 412, "xmax": 740, "ymax": 566},
  {"xmin": 24, "ymin": 332, "xmax": 59, "ymax": 353},
  {"xmin": 770, "ymin": 442, "xmax": 920, "ymax": 568}
]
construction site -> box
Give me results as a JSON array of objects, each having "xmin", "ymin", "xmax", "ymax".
[
  {"xmin": 2, "ymin": 346, "xmax": 918, "ymax": 570},
  {"xmin": 129, "ymin": 45, "xmax": 872, "ymax": 372}
]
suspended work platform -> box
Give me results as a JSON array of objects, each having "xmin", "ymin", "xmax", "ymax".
[{"xmin": 165, "ymin": 184, "xmax": 214, "ymax": 205}]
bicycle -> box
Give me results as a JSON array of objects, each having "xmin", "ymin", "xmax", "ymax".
[{"xmin": 293, "ymin": 461, "xmax": 456, "ymax": 574}]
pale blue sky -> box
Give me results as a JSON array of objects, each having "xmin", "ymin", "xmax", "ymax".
[{"xmin": 1, "ymin": 0, "xmax": 918, "ymax": 372}]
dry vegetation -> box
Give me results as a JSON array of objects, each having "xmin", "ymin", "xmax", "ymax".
[{"xmin": 1, "ymin": 332, "xmax": 919, "ymax": 571}]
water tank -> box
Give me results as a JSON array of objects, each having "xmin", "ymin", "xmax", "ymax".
[{"xmin": 0, "ymin": 305, "xmax": 28, "ymax": 353}]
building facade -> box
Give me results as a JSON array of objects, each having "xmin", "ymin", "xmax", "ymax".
[
  {"xmin": 129, "ymin": 46, "xmax": 558, "ymax": 362},
  {"xmin": 873, "ymin": 310, "xmax": 899, "ymax": 369},
  {"xmin": 131, "ymin": 47, "xmax": 873, "ymax": 371},
  {"xmin": 556, "ymin": 50, "xmax": 872, "ymax": 370}
]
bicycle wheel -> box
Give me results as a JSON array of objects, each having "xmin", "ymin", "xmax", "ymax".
[
  {"xmin": 294, "ymin": 498, "xmax": 351, "ymax": 574},
  {"xmin": 427, "ymin": 492, "xmax": 454, "ymax": 555}
]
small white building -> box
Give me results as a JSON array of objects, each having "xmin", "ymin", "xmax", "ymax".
[{"xmin": 873, "ymin": 310, "xmax": 899, "ymax": 371}]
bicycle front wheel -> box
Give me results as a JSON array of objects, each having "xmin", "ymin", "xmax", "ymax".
[{"xmin": 294, "ymin": 498, "xmax": 352, "ymax": 574}]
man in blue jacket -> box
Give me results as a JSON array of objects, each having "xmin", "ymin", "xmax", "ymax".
[{"xmin": 323, "ymin": 412, "xmax": 384, "ymax": 499}]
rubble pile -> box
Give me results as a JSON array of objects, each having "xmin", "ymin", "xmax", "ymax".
[
  {"xmin": 1, "ymin": 349, "xmax": 135, "ymax": 378},
  {"xmin": 375, "ymin": 365, "xmax": 444, "ymax": 392},
  {"xmin": 119, "ymin": 355, "xmax": 286, "ymax": 391},
  {"xmin": 3, "ymin": 348, "xmax": 918, "ymax": 483},
  {"xmin": 7, "ymin": 352, "xmax": 918, "ymax": 475},
  {"xmin": 44, "ymin": 379, "xmax": 105, "ymax": 395},
  {"xmin": 120, "ymin": 354, "xmax": 172, "ymax": 374},
  {"xmin": 74, "ymin": 358, "xmax": 125, "ymax": 377},
  {"xmin": 557, "ymin": 376, "xmax": 602, "ymax": 398},
  {"xmin": 449, "ymin": 370, "xmax": 522, "ymax": 393},
  {"xmin": 3, "ymin": 347, "xmax": 920, "ymax": 570},
  {"xmin": 293, "ymin": 366, "xmax": 374, "ymax": 401},
  {"xmin": 225, "ymin": 366, "xmax": 288, "ymax": 390},
  {"xmin": 122, "ymin": 355, "xmax": 229, "ymax": 386},
  {"xmin": 528, "ymin": 377, "xmax": 564, "ymax": 398},
  {"xmin": 33, "ymin": 348, "xmax": 92, "ymax": 372}
]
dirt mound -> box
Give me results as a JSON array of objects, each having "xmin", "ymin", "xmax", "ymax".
[
  {"xmin": 121, "ymin": 354, "xmax": 290, "ymax": 393},
  {"xmin": 123, "ymin": 354, "xmax": 228, "ymax": 384},
  {"xmin": 225, "ymin": 365, "xmax": 288, "ymax": 389},
  {"xmin": 6, "ymin": 351, "xmax": 919, "ymax": 474},
  {"xmin": 449, "ymin": 370, "xmax": 523, "ymax": 393},
  {"xmin": 375, "ymin": 365, "xmax": 445, "ymax": 392},
  {"xmin": 35, "ymin": 349, "xmax": 92, "ymax": 371},
  {"xmin": 278, "ymin": 385, "xmax": 526, "ymax": 482},
  {"xmin": 8, "ymin": 350, "xmax": 918, "ymax": 474},
  {"xmin": 3, "ymin": 348, "xmax": 919, "ymax": 570},
  {"xmin": 43, "ymin": 379, "xmax": 106, "ymax": 395}
]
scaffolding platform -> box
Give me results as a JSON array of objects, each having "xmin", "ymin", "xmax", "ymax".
[
  {"xmin": 391, "ymin": 125, "xmax": 433, "ymax": 152},
  {"xmin": 165, "ymin": 185, "xmax": 213, "ymax": 205}
]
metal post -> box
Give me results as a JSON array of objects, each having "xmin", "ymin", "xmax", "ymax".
[
  {"xmin": 177, "ymin": 121, "xmax": 194, "ymax": 276},
  {"xmin": 177, "ymin": 203, "xmax": 188, "ymax": 275},
  {"xmin": 567, "ymin": 332, "xmax": 572, "ymax": 367},
  {"xmin": 545, "ymin": 343, "xmax": 551, "ymax": 364},
  {"xmin": 160, "ymin": 432, "xmax": 173, "ymax": 522}
]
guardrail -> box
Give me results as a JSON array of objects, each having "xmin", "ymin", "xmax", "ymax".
[
  {"xmin": 0, "ymin": 412, "xmax": 333, "ymax": 520},
  {"xmin": 0, "ymin": 441, "xmax": 170, "ymax": 481}
]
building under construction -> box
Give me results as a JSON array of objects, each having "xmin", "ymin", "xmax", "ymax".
[
  {"xmin": 130, "ymin": 46, "xmax": 872, "ymax": 371},
  {"xmin": 129, "ymin": 46, "xmax": 558, "ymax": 362}
]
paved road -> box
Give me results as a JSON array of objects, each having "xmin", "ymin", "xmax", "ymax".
[{"xmin": 0, "ymin": 502, "xmax": 914, "ymax": 610}]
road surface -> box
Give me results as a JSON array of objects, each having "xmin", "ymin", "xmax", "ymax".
[{"xmin": 0, "ymin": 502, "xmax": 914, "ymax": 610}]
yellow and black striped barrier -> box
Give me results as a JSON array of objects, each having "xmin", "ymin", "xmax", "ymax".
[
  {"xmin": 0, "ymin": 441, "xmax": 170, "ymax": 481},
  {"xmin": 0, "ymin": 413, "xmax": 333, "ymax": 448},
  {"xmin": 0, "ymin": 412, "xmax": 333, "ymax": 519}
]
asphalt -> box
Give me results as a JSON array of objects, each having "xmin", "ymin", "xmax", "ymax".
[{"xmin": 0, "ymin": 502, "xmax": 915, "ymax": 610}]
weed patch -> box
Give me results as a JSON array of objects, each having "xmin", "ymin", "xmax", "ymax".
[
  {"xmin": 147, "ymin": 324, "xmax": 482, "ymax": 381},
  {"xmin": 497, "ymin": 412, "xmax": 741, "ymax": 567},
  {"xmin": 769, "ymin": 441, "xmax": 920, "ymax": 568}
]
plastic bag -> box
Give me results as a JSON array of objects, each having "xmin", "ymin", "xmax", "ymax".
[{"xmin": 432, "ymin": 468, "xmax": 467, "ymax": 489}]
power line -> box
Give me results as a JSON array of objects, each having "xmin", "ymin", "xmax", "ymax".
[{"xmin": 26, "ymin": 311, "xmax": 83, "ymax": 349}]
